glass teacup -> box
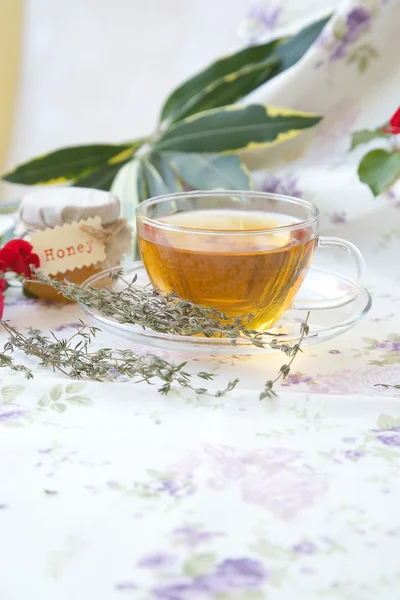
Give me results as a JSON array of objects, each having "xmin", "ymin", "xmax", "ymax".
[{"xmin": 136, "ymin": 191, "xmax": 365, "ymax": 331}]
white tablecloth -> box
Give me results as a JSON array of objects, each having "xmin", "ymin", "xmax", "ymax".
[
  {"xmin": 2, "ymin": 0, "xmax": 400, "ymax": 597},
  {"xmin": 1, "ymin": 258, "xmax": 400, "ymax": 599}
]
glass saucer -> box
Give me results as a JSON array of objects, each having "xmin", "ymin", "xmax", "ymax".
[{"xmin": 80, "ymin": 262, "xmax": 371, "ymax": 355}]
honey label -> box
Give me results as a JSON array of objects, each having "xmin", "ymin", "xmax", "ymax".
[{"xmin": 30, "ymin": 216, "xmax": 106, "ymax": 276}]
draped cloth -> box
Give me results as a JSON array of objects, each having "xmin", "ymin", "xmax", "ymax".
[{"xmin": 239, "ymin": 0, "xmax": 400, "ymax": 281}]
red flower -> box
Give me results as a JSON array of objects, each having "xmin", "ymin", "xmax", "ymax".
[
  {"xmin": 382, "ymin": 107, "xmax": 400, "ymax": 135},
  {"xmin": 0, "ymin": 239, "xmax": 40, "ymax": 278},
  {"xmin": 0, "ymin": 279, "xmax": 6, "ymax": 318}
]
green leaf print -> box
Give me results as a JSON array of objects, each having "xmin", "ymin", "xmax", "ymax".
[
  {"xmin": 67, "ymin": 395, "xmax": 92, "ymax": 407},
  {"xmin": 1, "ymin": 385, "xmax": 25, "ymax": 404},
  {"xmin": 65, "ymin": 382, "xmax": 87, "ymax": 394},
  {"xmin": 377, "ymin": 414, "xmax": 400, "ymax": 430},
  {"xmin": 52, "ymin": 403, "xmax": 67, "ymax": 413},
  {"xmin": 214, "ymin": 592, "xmax": 265, "ymax": 600},
  {"xmin": 37, "ymin": 395, "xmax": 51, "ymax": 408},
  {"xmin": 183, "ymin": 553, "xmax": 217, "ymax": 578},
  {"xmin": 49, "ymin": 384, "xmax": 63, "ymax": 402}
]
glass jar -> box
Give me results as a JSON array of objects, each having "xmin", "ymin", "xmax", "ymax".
[{"xmin": 18, "ymin": 187, "xmax": 132, "ymax": 302}]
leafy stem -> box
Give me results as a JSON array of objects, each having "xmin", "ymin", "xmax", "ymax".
[
  {"xmin": 32, "ymin": 269, "xmax": 283, "ymax": 348},
  {"xmin": 375, "ymin": 384, "xmax": 400, "ymax": 390},
  {"xmin": 0, "ymin": 309, "xmax": 310, "ymax": 400},
  {"xmin": 260, "ymin": 312, "xmax": 310, "ymax": 400},
  {"xmin": 0, "ymin": 319, "xmax": 239, "ymax": 397}
]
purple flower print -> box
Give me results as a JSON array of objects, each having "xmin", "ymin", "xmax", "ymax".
[
  {"xmin": 244, "ymin": 3, "xmax": 282, "ymax": 45},
  {"xmin": 115, "ymin": 581, "xmax": 137, "ymax": 591},
  {"xmin": 301, "ymin": 566, "xmax": 317, "ymax": 575},
  {"xmin": 210, "ymin": 558, "xmax": 267, "ymax": 589},
  {"xmin": 0, "ymin": 409, "xmax": 27, "ymax": 422},
  {"xmin": 0, "ymin": 504, "xmax": 8, "ymax": 510},
  {"xmin": 346, "ymin": 7, "xmax": 371, "ymax": 38},
  {"xmin": 173, "ymin": 526, "xmax": 225, "ymax": 547},
  {"xmin": 242, "ymin": 472, "xmax": 328, "ymax": 519},
  {"xmin": 331, "ymin": 211, "xmax": 347, "ymax": 224},
  {"xmin": 386, "ymin": 189, "xmax": 400, "ymax": 208},
  {"xmin": 204, "ymin": 446, "xmax": 303, "ymax": 490},
  {"xmin": 248, "ymin": 4, "xmax": 282, "ymax": 30},
  {"xmin": 4, "ymin": 296, "xmax": 36, "ymax": 307},
  {"xmin": 292, "ymin": 541, "xmax": 317, "ymax": 554},
  {"xmin": 153, "ymin": 580, "xmax": 208, "ymax": 600},
  {"xmin": 344, "ymin": 450, "xmax": 365, "ymax": 460},
  {"xmin": 329, "ymin": 349, "xmax": 341, "ymax": 354},
  {"xmin": 330, "ymin": 7, "xmax": 371, "ymax": 61},
  {"xmin": 376, "ymin": 428, "xmax": 400, "ymax": 447},
  {"xmin": 138, "ymin": 552, "xmax": 176, "ymax": 569},
  {"xmin": 372, "ymin": 340, "xmax": 400, "ymax": 352},
  {"xmin": 153, "ymin": 557, "xmax": 267, "ymax": 599},
  {"xmin": 311, "ymin": 366, "xmax": 400, "ymax": 395},
  {"xmin": 261, "ymin": 175, "xmax": 280, "ymax": 194},
  {"xmin": 281, "ymin": 373, "xmax": 315, "ymax": 387},
  {"xmin": 262, "ymin": 173, "xmax": 301, "ymax": 198},
  {"xmin": 155, "ymin": 477, "xmax": 194, "ymax": 498}
]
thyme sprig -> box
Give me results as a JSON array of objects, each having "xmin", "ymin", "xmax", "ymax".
[
  {"xmin": 33, "ymin": 269, "xmax": 281, "ymax": 348},
  {"xmin": 0, "ymin": 320, "xmax": 239, "ymax": 396},
  {"xmin": 260, "ymin": 315, "xmax": 310, "ymax": 400},
  {"xmin": 0, "ymin": 272, "xmax": 310, "ymax": 398}
]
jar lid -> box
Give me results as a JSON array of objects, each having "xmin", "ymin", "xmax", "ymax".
[{"xmin": 19, "ymin": 187, "xmax": 121, "ymax": 230}]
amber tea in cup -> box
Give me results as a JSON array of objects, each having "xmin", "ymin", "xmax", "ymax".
[{"xmin": 136, "ymin": 192, "xmax": 365, "ymax": 332}]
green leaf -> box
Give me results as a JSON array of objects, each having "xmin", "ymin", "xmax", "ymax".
[
  {"xmin": 1, "ymin": 385, "xmax": 25, "ymax": 404},
  {"xmin": 149, "ymin": 153, "xmax": 182, "ymax": 192},
  {"xmin": 135, "ymin": 161, "xmax": 148, "ymax": 202},
  {"xmin": 142, "ymin": 161, "xmax": 170, "ymax": 197},
  {"xmin": 67, "ymin": 395, "xmax": 93, "ymax": 407},
  {"xmin": 350, "ymin": 127, "xmax": 390, "ymax": 150},
  {"xmin": 170, "ymin": 153, "xmax": 251, "ymax": 190},
  {"xmin": 358, "ymin": 149, "xmax": 400, "ymax": 196},
  {"xmin": 2, "ymin": 143, "xmax": 138, "ymax": 185},
  {"xmin": 183, "ymin": 553, "xmax": 216, "ymax": 578},
  {"xmin": 111, "ymin": 159, "xmax": 145, "ymax": 220},
  {"xmin": 155, "ymin": 104, "xmax": 321, "ymax": 154},
  {"xmin": 52, "ymin": 403, "xmax": 67, "ymax": 413},
  {"xmin": 273, "ymin": 16, "xmax": 330, "ymax": 71},
  {"xmin": 165, "ymin": 58, "xmax": 280, "ymax": 124},
  {"xmin": 65, "ymin": 382, "xmax": 87, "ymax": 394},
  {"xmin": 160, "ymin": 16, "xmax": 329, "ymax": 124},
  {"xmin": 72, "ymin": 159, "xmax": 130, "ymax": 191},
  {"xmin": 49, "ymin": 384, "xmax": 63, "ymax": 402},
  {"xmin": 160, "ymin": 39, "xmax": 280, "ymax": 124}
]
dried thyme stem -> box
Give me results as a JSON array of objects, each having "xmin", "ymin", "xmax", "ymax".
[
  {"xmin": 0, "ymin": 313, "xmax": 310, "ymax": 399},
  {"xmin": 260, "ymin": 312, "xmax": 310, "ymax": 400},
  {"xmin": 31, "ymin": 269, "xmax": 281, "ymax": 348},
  {"xmin": 375, "ymin": 384, "xmax": 400, "ymax": 390},
  {"xmin": 0, "ymin": 271, "xmax": 311, "ymax": 399},
  {"xmin": 0, "ymin": 319, "xmax": 239, "ymax": 397}
]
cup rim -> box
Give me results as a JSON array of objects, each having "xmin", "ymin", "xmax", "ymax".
[{"xmin": 135, "ymin": 190, "xmax": 319, "ymax": 235}]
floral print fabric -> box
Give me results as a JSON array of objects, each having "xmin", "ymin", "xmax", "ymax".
[{"xmin": 2, "ymin": 0, "xmax": 400, "ymax": 598}]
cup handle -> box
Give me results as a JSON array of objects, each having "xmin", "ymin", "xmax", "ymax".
[{"xmin": 292, "ymin": 236, "xmax": 366, "ymax": 311}]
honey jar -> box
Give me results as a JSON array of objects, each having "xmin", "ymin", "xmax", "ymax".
[{"xmin": 18, "ymin": 187, "xmax": 132, "ymax": 302}]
